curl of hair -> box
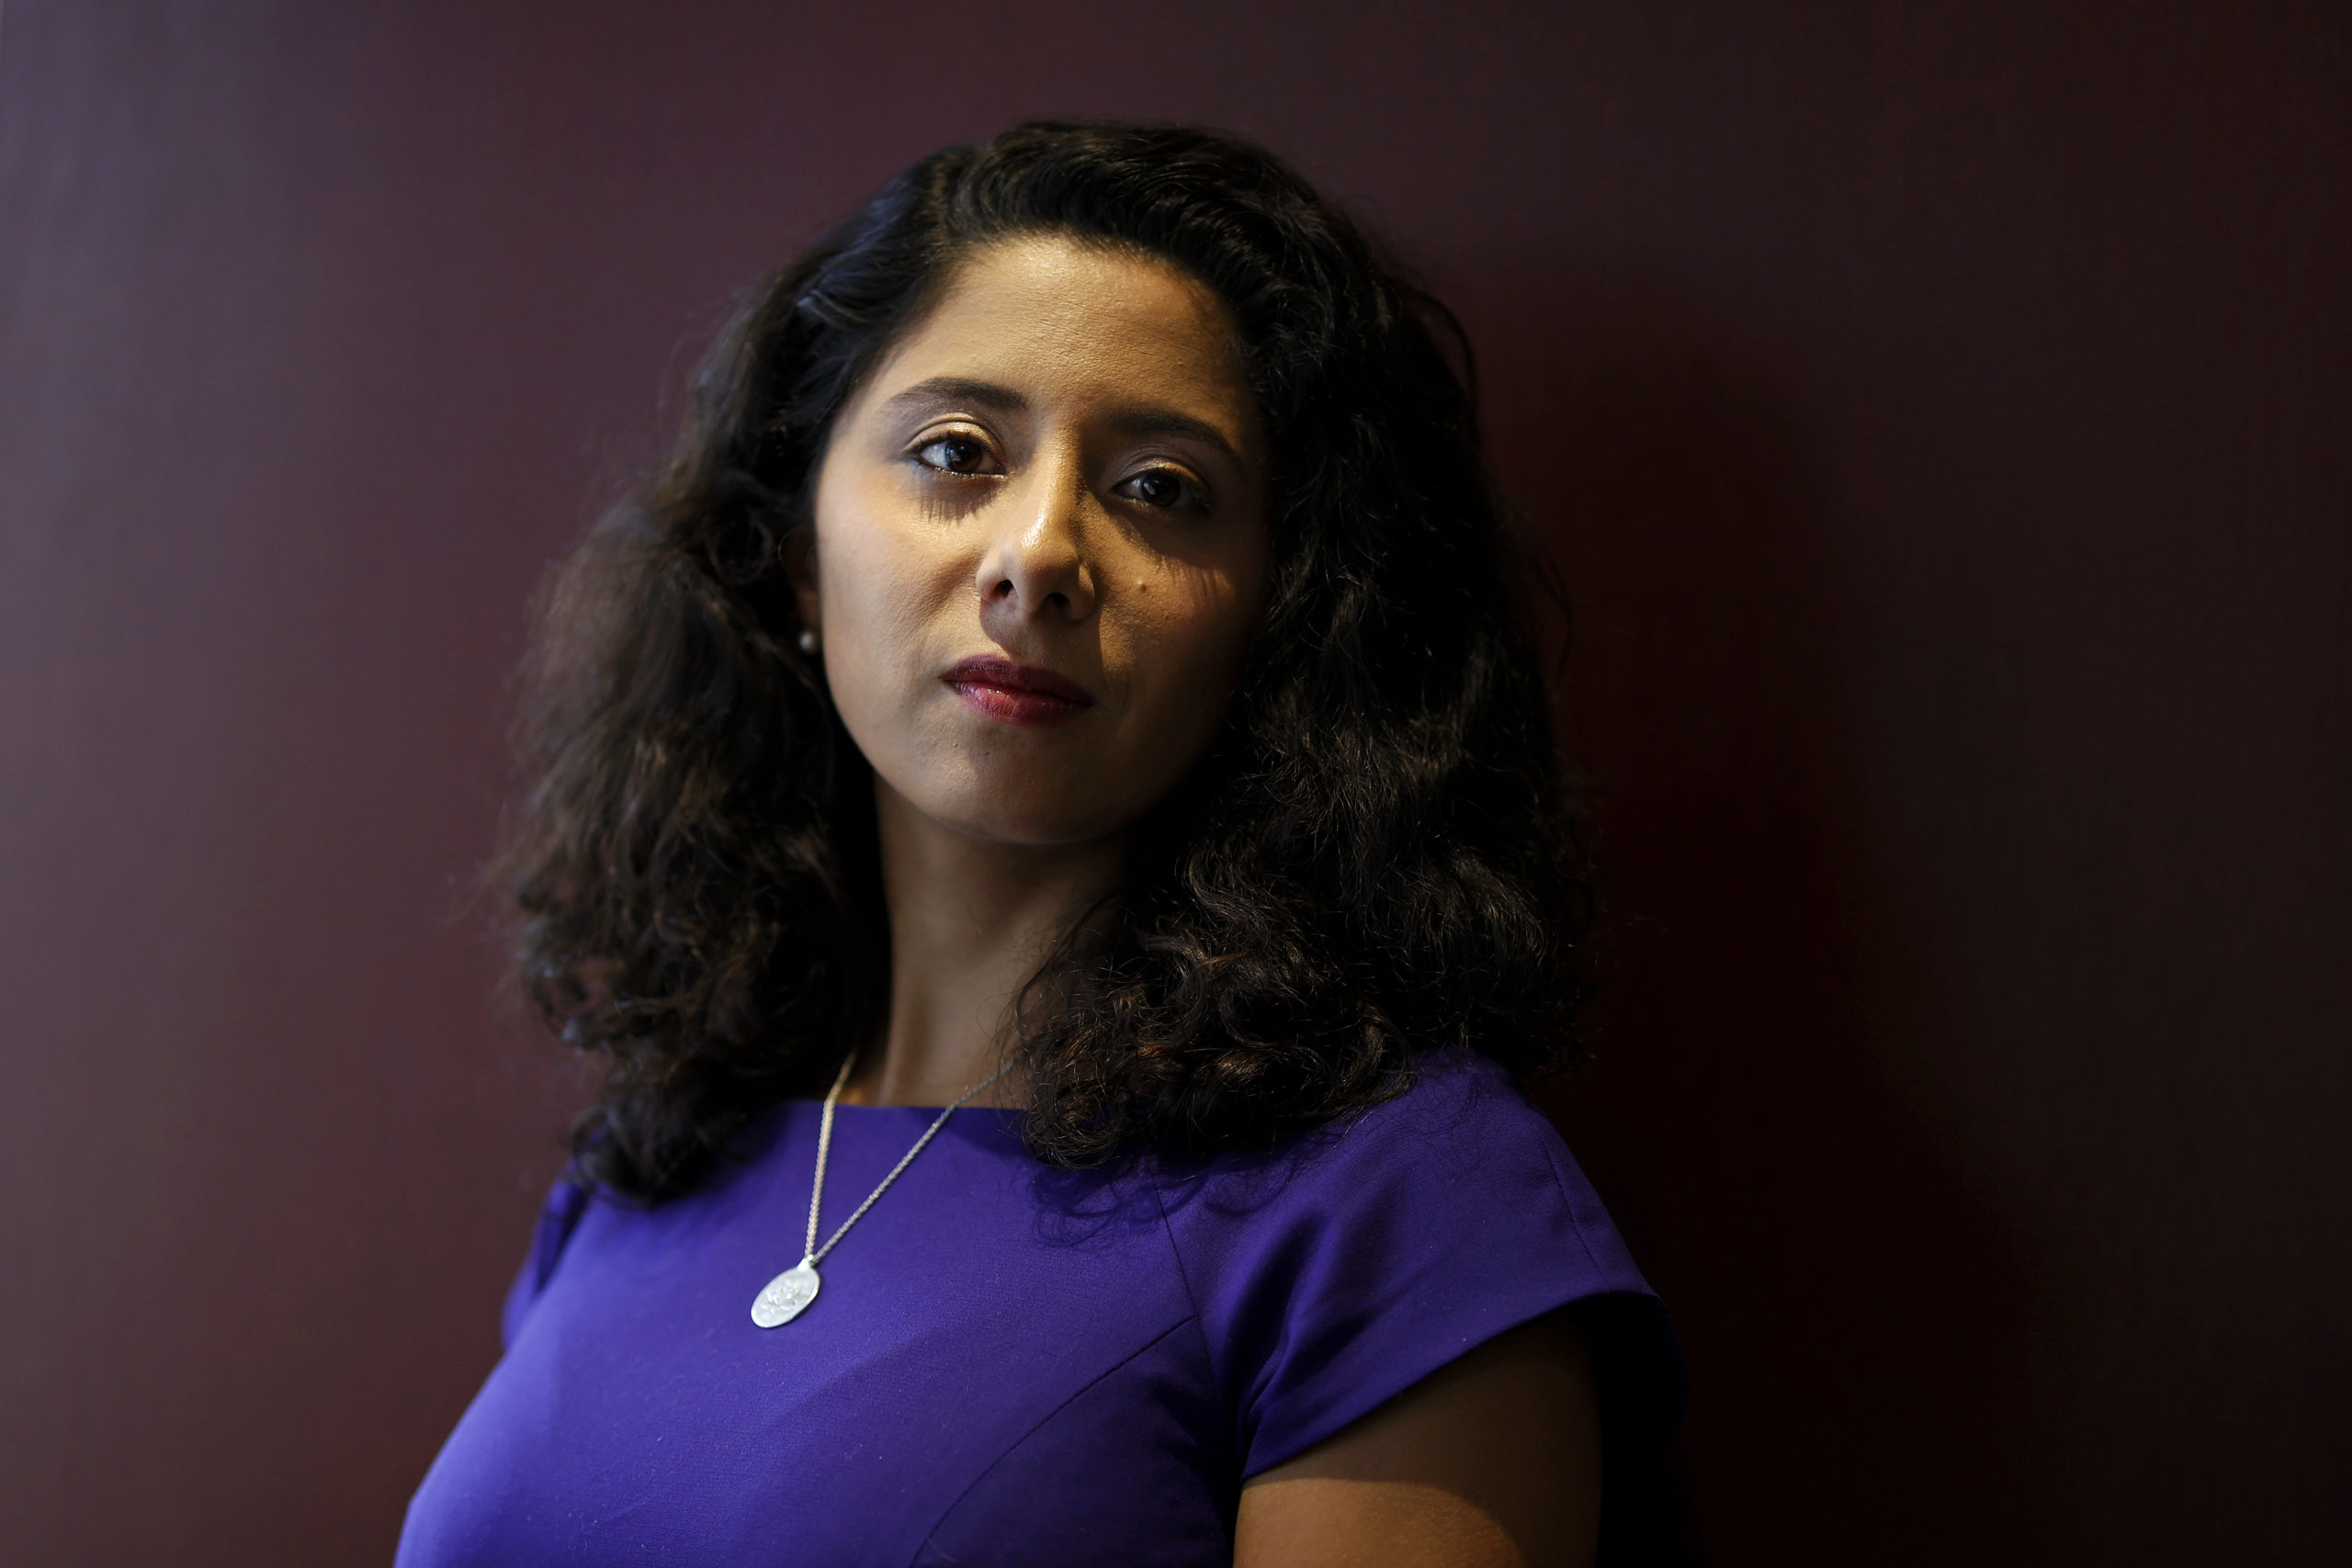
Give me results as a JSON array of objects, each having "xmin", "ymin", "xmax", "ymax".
[{"xmin": 497, "ymin": 122, "xmax": 1590, "ymax": 1199}]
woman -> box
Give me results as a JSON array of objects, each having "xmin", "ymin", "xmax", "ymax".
[{"xmin": 399, "ymin": 122, "xmax": 1681, "ymax": 1567}]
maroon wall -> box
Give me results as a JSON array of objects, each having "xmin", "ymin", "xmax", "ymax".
[{"xmin": 4, "ymin": 2, "xmax": 2345, "ymax": 1562}]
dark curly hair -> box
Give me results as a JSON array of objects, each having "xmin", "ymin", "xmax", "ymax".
[{"xmin": 499, "ymin": 121, "xmax": 1589, "ymax": 1200}]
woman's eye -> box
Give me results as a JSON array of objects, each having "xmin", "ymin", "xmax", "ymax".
[
  {"xmin": 913, "ymin": 434, "xmax": 992, "ymax": 475},
  {"xmin": 1121, "ymin": 469, "xmax": 1194, "ymax": 510}
]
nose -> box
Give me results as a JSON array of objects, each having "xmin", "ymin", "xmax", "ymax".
[{"xmin": 974, "ymin": 457, "xmax": 1098, "ymax": 626}]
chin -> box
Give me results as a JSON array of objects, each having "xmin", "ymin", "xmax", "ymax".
[
  {"xmin": 914, "ymin": 773, "xmax": 1133, "ymax": 849},
  {"xmin": 946, "ymin": 800, "xmax": 1125, "ymax": 849}
]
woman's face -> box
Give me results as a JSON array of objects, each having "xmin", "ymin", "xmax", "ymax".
[{"xmin": 801, "ymin": 235, "xmax": 1271, "ymax": 848}]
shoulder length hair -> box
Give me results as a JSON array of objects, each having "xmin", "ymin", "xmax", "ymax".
[{"xmin": 501, "ymin": 121, "xmax": 1589, "ymax": 1199}]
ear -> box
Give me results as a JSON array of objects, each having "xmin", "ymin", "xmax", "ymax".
[{"xmin": 784, "ymin": 524, "xmax": 820, "ymax": 637}]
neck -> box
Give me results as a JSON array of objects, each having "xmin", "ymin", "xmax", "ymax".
[{"xmin": 845, "ymin": 778, "xmax": 1123, "ymax": 1108}]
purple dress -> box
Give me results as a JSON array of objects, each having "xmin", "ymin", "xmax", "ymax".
[{"xmin": 396, "ymin": 1053, "xmax": 1680, "ymax": 1566}]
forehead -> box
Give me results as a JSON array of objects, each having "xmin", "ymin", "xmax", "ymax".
[{"xmin": 861, "ymin": 235, "xmax": 1257, "ymax": 434}]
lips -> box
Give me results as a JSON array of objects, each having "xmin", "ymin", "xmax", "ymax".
[{"xmin": 943, "ymin": 655, "xmax": 1097, "ymax": 727}]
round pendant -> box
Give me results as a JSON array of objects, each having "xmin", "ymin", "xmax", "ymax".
[{"xmin": 751, "ymin": 1258, "xmax": 820, "ymax": 1327}]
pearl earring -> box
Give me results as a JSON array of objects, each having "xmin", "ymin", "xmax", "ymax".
[{"xmin": 797, "ymin": 628, "xmax": 820, "ymax": 656}]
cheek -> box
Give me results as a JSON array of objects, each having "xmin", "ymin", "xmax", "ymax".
[
  {"xmin": 1114, "ymin": 560, "xmax": 1264, "ymax": 738},
  {"xmin": 813, "ymin": 479, "xmax": 962, "ymax": 721},
  {"xmin": 822, "ymin": 525, "xmax": 919, "ymax": 643}
]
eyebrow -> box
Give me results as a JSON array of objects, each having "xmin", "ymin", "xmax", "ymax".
[
  {"xmin": 880, "ymin": 376, "xmax": 1249, "ymax": 469},
  {"xmin": 882, "ymin": 376, "xmax": 1029, "ymax": 419},
  {"xmin": 1107, "ymin": 409, "xmax": 1246, "ymax": 470}
]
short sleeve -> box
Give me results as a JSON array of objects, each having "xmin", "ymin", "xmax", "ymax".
[
  {"xmin": 1151, "ymin": 1053, "xmax": 1683, "ymax": 1495},
  {"xmin": 497, "ymin": 1177, "xmax": 592, "ymax": 1350}
]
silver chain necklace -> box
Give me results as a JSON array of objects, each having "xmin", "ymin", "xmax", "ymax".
[{"xmin": 750, "ymin": 1052, "xmax": 1012, "ymax": 1328}]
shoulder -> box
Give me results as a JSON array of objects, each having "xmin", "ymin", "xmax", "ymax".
[
  {"xmin": 1161, "ymin": 1051, "xmax": 1645, "ymax": 1290},
  {"xmin": 1150, "ymin": 1050, "xmax": 1669, "ymax": 1477},
  {"xmin": 497, "ymin": 1174, "xmax": 594, "ymax": 1350}
]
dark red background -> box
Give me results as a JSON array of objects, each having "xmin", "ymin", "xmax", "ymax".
[{"xmin": 4, "ymin": 2, "xmax": 2346, "ymax": 1562}]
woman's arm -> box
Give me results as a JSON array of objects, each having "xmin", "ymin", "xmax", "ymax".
[{"xmin": 1234, "ymin": 1310, "xmax": 1603, "ymax": 1568}]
